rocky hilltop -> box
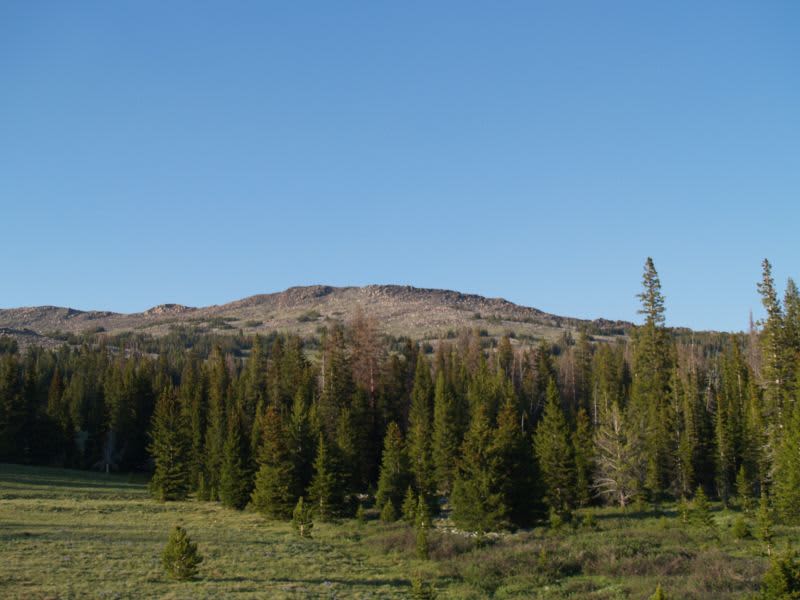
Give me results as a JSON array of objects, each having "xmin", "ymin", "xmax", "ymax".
[{"xmin": 0, "ymin": 285, "xmax": 631, "ymax": 349}]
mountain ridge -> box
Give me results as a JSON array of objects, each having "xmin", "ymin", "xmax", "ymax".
[{"xmin": 0, "ymin": 284, "xmax": 633, "ymax": 349}]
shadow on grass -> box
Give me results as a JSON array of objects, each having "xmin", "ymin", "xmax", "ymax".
[{"xmin": 243, "ymin": 576, "xmax": 411, "ymax": 588}]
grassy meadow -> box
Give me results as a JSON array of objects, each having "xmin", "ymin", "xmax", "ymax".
[{"xmin": 0, "ymin": 463, "xmax": 785, "ymax": 599}]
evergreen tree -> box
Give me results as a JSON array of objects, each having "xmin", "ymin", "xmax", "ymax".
[
  {"xmin": 736, "ymin": 465, "xmax": 753, "ymax": 513},
  {"xmin": 493, "ymin": 397, "xmax": 539, "ymax": 527},
  {"xmin": 375, "ymin": 422, "xmax": 411, "ymax": 512},
  {"xmin": 251, "ymin": 405, "xmax": 295, "ymax": 519},
  {"xmin": 380, "ymin": 498, "xmax": 398, "ymax": 522},
  {"xmin": 760, "ymin": 547, "xmax": 800, "ymax": 599},
  {"xmin": 162, "ymin": 526, "xmax": 203, "ymax": 580},
  {"xmin": 773, "ymin": 399, "xmax": 800, "ymax": 523},
  {"xmin": 757, "ymin": 492, "xmax": 775, "ymax": 555},
  {"xmin": 650, "ymin": 584, "xmax": 669, "ymax": 600},
  {"xmin": 451, "ymin": 403, "xmax": 507, "ymax": 532},
  {"xmin": 219, "ymin": 408, "xmax": 250, "ymax": 510},
  {"xmin": 692, "ymin": 486, "xmax": 715, "ymax": 531},
  {"xmin": 402, "ymin": 485, "xmax": 417, "ymax": 523},
  {"xmin": 308, "ymin": 434, "xmax": 345, "ymax": 521},
  {"xmin": 292, "ymin": 496, "xmax": 314, "ymax": 538},
  {"xmin": 415, "ymin": 495, "xmax": 431, "ymax": 560},
  {"xmin": 432, "ymin": 371, "xmax": 460, "ymax": 494},
  {"xmin": 202, "ymin": 348, "xmax": 228, "ymax": 500},
  {"xmin": 408, "ymin": 352, "xmax": 435, "ymax": 499},
  {"xmin": 148, "ymin": 386, "xmax": 192, "ymax": 502},
  {"xmin": 573, "ymin": 408, "xmax": 594, "ymax": 507},
  {"xmin": 534, "ymin": 379, "xmax": 576, "ymax": 517},
  {"xmin": 630, "ymin": 258, "xmax": 673, "ymax": 500}
]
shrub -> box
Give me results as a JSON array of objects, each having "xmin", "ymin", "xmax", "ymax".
[{"xmin": 162, "ymin": 526, "xmax": 202, "ymax": 580}]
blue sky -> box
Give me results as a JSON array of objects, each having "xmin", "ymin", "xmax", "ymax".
[{"xmin": 1, "ymin": 2, "xmax": 798, "ymax": 331}]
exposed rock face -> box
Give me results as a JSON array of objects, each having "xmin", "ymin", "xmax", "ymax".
[{"xmin": 144, "ymin": 304, "xmax": 196, "ymax": 316}]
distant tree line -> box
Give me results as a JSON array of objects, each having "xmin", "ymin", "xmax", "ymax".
[{"xmin": 1, "ymin": 258, "xmax": 800, "ymax": 531}]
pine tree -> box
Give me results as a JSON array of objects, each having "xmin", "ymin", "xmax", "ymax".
[
  {"xmin": 630, "ymin": 258, "xmax": 673, "ymax": 500},
  {"xmin": 162, "ymin": 526, "xmax": 203, "ymax": 580},
  {"xmin": 534, "ymin": 379, "xmax": 576, "ymax": 517},
  {"xmin": 287, "ymin": 389, "xmax": 315, "ymax": 495},
  {"xmin": 402, "ymin": 485, "xmax": 417, "ymax": 523},
  {"xmin": 308, "ymin": 434, "xmax": 345, "ymax": 521},
  {"xmin": 493, "ymin": 397, "xmax": 539, "ymax": 527},
  {"xmin": 736, "ymin": 465, "xmax": 753, "ymax": 513},
  {"xmin": 757, "ymin": 492, "xmax": 775, "ymax": 555},
  {"xmin": 773, "ymin": 399, "xmax": 800, "ymax": 523},
  {"xmin": 650, "ymin": 583, "xmax": 669, "ymax": 600},
  {"xmin": 760, "ymin": 547, "xmax": 800, "ymax": 599},
  {"xmin": 292, "ymin": 496, "xmax": 314, "ymax": 538},
  {"xmin": 148, "ymin": 386, "xmax": 192, "ymax": 502},
  {"xmin": 432, "ymin": 371, "xmax": 460, "ymax": 494},
  {"xmin": 573, "ymin": 408, "xmax": 594, "ymax": 507},
  {"xmin": 375, "ymin": 422, "xmax": 411, "ymax": 512},
  {"xmin": 451, "ymin": 403, "xmax": 507, "ymax": 532},
  {"xmin": 380, "ymin": 498, "xmax": 397, "ymax": 522},
  {"xmin": 415, "ymin": 495, "xmax": 431, "ymax": 560},
  {"xmin": 219, "ymin": 408, "xmax": 250, "ymax": 510},
  {"xmin": 692, "ymin": 486, "xmax": 715, "ymax": 531},
  {"xmin": 408, "ymin": 352, "xmax": 435, "ymax": 500},
  {"xmin": 202, "ymin": 348, "xmax": 228, "ymax": 500},
  {"xmin": 251, "ymin": 405, "xmax": 295, "ymax": 519}
]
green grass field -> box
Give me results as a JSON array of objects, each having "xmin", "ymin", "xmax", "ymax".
[{"xmin": 0, "ymin": 464, "xmax": 784, "ymax": 599}]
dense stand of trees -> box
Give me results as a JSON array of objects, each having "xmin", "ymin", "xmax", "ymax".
[{"xmin": 2, "ymin": 258, "xmax": 800, "ymax": 531}]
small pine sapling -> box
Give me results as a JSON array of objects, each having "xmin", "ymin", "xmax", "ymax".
[
  {"xmin": 292, "ymin": 497, "xmax": 314, "ymax": 539},
  {"xmin": 162, "ymin": 525, "xmax": 203, "ymax": 580}
]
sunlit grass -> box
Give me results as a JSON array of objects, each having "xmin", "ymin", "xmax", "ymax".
[{"xmin": 0, "ymin": 464, "xmax": 783, "ymax": 599}]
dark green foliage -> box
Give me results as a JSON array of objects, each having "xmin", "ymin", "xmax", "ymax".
[
  {"xmin": 692, "ymin": 486, "xmax": 715, "ymax": 531},
  {"xmin": 308, "ymin": 434, "xmax": 345, "ymax": 521},
  {"xmin": 148, "ymin": 386, "xmax": 191, "ymax": 502},
  {"xmin": 760, "ymin": 548, "xmax": 800, "ymax": 599},
  {"xmin": 534, "ymin": 379, "xmax": 576, "ymax": 518},
  {"xmin": 219, "ymin": 408, "xmax": 250, "ymax": 510},
  {"xmin": 402, "ymin": 485, "xmax": 417, "ymax": 523},
  {"xmin": 411, "ymin": 572, "xmax": 437, "ymax": 599},
  {"xmin": 415, "ymin": 495, "xmax": 431, "ymax": 560},
  {"xmin": 774, "ymin": 400, "xmax": 800, "ymax": 523},
  {"xmin": 493, "ymin": 397, "xmax": 539, "ymax": 527},
  {"xmin": 292, "ymin": 496, "xmax": 313, "ymax": 538},
  {"xmin": 408, "ymin": 352, "xmax": 435, "ymax": 500},
  {"xmin": 451, "ymin": 403, "xmax": 507, "ymax": 532},
  {"xmin": 375, "ymin": 422, "xmax": 410, "ymax": 512},
  {"xmin": 162, "ymin": 526, "xmax": 203, "ymax": 580},
  {"xmin": 251, "ymin": 405, "xmax": 295, "ymax": 519},
  {"xmin": 572, "ymin": 407, "xmax": 594, "ymax": 507},
  {"xmin": 432, "ymin": 371, "xmax": 460, "ymax": 494},
  {"xmin": 758, "ymin": 492, "xmax": 775, "ymax": 553},
  {"xmin": 732, "ymin": 515, "xmax": 752, "ymax": 539},
  {"xmin": 380, "ymin": 499, "xmax": 397, "ymax": 522},
  {"xmin": 736, "ymin": 465, "xmax": 754, "ymax": 513}
]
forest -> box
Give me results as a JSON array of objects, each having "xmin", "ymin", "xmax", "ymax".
[{"xmin": 2, "ymin": 258, "xmax": 800, "ymax": 597}]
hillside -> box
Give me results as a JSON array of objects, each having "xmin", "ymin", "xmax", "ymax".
[{"xmin": 0, "ymin": 284, "xmax": 631, "ymax": 349}]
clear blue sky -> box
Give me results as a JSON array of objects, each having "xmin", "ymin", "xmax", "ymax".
[{"xmin": 2, "ymin": 2, "xmax": 798, "ymax": 331}]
